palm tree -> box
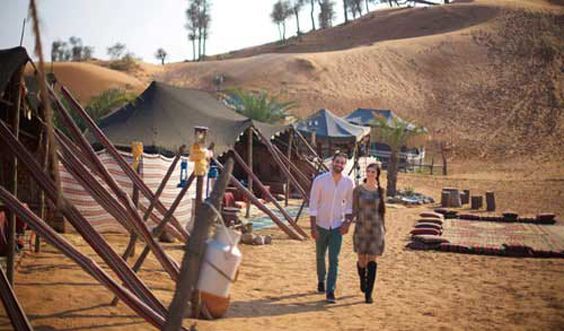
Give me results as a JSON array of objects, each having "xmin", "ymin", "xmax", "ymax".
[
  {"xmin": 225, "ymin": 88, "xmax": 296, "ymax": 124},
  {"xmin": 369, "ymin": 116, "xmax": 426, "ymax": 197}
]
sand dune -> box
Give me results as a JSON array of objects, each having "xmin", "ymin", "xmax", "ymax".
[
  {"xmin": 32, "ymin": 0, "xmax": 562, "ymax": 160},
  {"xmin": 25, "ymin": 61, "xmax": 146, "ymax": 103}
]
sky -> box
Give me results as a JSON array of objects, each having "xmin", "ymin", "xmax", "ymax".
[{"xmin": 1, "ymin": 0, "xmax": 393, "ymax": 64}]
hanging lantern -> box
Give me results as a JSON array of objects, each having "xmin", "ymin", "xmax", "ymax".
[
  {"xmin": 177, "ymin": 159, "xmax": 188, "ymax": 188},
  {"xmin": 189, "ymin": 126, "xmax": 210, "ymax": 176}
]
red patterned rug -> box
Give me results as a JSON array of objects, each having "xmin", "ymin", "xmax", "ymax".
[{"xmin": 408, "ymin": 219, "xmax": 564, "ymax": 258}]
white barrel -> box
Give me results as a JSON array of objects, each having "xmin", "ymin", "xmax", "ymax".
[{"xmin": 196, "ymin": 226, "xmax": 242, "ymax": 298}]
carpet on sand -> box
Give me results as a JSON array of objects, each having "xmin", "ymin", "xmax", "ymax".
[{"xmin": 409, "ymin": 219, "xmax": 564, "ymax": 258}]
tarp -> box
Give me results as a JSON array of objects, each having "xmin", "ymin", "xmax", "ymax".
[
  {"xmin": 343, "ymin": 108, "xmax": 419, "ymax": 131},
  {"xmin": 293, "ymin": 108, "xmax": 370, "ymax": 142},
  {"xmin": 0, "ymin": 47, "xmax": 29, "ymax": 94},
  {"xmin": 95, "ymin": 81, "xmax": 289, "ymax": 155}
]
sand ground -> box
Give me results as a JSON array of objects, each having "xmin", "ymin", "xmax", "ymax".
[{"xmin": 0, "ymin": 161, "xmax": 562, "ymax": 331}]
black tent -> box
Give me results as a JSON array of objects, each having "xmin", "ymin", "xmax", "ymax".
[
  {"xmin": 95, "ymin": 81, "xmax": 289, "ymax": 155},
  {"xmin": 0, "ymin": 47, "xmax": 29, "ymax": 94},
  {"xmin": 343, "ymin": 108, "xmax": 419, "ymax": 131}
]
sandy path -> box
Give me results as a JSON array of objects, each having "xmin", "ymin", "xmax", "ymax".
[{"xmin": 0, "ymin": 184, "xmax": 562, "ymax": 330}]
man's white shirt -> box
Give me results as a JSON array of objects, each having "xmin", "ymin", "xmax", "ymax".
[{"xmin": 309, "ymin": 171, "xmax": 354, "ymax": 230}]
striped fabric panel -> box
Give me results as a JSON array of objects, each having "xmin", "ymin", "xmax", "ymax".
[{"xmin": 60, "ymin": 150, "xmax": 207, "ymax": 234}]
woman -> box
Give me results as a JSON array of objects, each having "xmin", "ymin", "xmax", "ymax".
[{"xmin": 352, "ymin": 163, "xmax": 386, "ymax": 303}]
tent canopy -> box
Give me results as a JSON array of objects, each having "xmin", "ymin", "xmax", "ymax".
[
  {"xmin": 0, "ymin": 47, "xmax": 29, "ymax": 94},
  {"xmin": 293, "ymin": 108, "xmax": 370, "ymax": 142},
  {"xmin": 343, "ymin": 108, "xmax": 421, "ymax": 131},
  {"xmin": 95, "ymin": 81, "xmax": 289, "ymax": 155}
]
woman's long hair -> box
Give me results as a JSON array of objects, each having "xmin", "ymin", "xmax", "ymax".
[{"xmin": 364, "ymin": 163, "xmax": 386, "ymax": 217}]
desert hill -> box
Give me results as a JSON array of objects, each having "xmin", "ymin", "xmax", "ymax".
[{"xmin": 43, "ymin": 0, "xmax": 564, "ymax": 161}]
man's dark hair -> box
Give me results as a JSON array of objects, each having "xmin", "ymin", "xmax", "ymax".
[{"xmin": 332, "ymin": 152, "xmax": 348, "ymax": 161}]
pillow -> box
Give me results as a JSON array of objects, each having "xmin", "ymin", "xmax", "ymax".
[
  {"xmin": 416, "ymin": 218, "xmax": 443, "ymax": 225},
  {"xmin": 412, "ymin": 234, "xmax": 449, "ymax": 244},
  {"xmin": 414, "ymin": 222, "xmax": 442, "ymax": 230},
  {"xmin": 420, "ymin": 212, "xmax": 443, "ymax": 219},
  {"xmin": 410, "ymin": 228, "xmax": 441, "ymax": 236}
]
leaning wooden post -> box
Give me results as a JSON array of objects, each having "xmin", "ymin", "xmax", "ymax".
[
  {"xmin": 430, "ymin": 157, "xmax": 434, "ymax": 175},
  {"xmin": 213, "ymin": 157, "xmax": 303, "ymax": 240},
  {"xmin": 231, "ymin": 150, "xmax": 308, "ymax": 238},
  {"xmin": 246, "ymin": 127, "xmax": 253, "ymax": 218},
  {"xmin": 163, "ymin": 159, "xmax": 234, "ymax": 331},
  {"xmin": 0, "ymin": 267, "xmax": 34, "ymax": 331},
  {"xmin": 34, "ymin": 131, "xmax": 49, "ymax": 253},
  {"xmin": 254, "ymin": 128, "xmax": 309, "ymax": 204},
  {"xmin": 293, "ymin": 128, "xmax": 328, "ymax": 172},
  {"xmin": 6, "ymin": 65, "xmax": 23, "ymax": 284},
  {"xmin": 124, "ymin": 141, "xmax": 144, "ymax": 259},
  {"xmin": 285, "ymin": 130, "xmax": 293, "ymax": 206},
  {"xmin": 59, "ymin": 85, "xmax": 190, "ymax": 241}
]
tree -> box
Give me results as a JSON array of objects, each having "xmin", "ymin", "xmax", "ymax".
[
  {"xmin": 343, "ymin": 0, "xmax": 349, "ymax": 23},
  {"xmin": 317, "ymin": 0, "xmax": 336, "ymax": 29},
  {"xmin": 155, "ymin": 48, "xmax": 168, "ymax": 65},
  {"xmin": 369, "ymin": 116, "xmax": 426, "ymax": 197},
  {"xmin": 51, "ymin": 37, "xmax": 92, "ymax": 62},
  {"xmin": 309, "ymin": 0, "xmax": 316, "ymax": 30},
  {"xmin": 271, "ymin": 1, "xmax": 292, "ymax": 42},
  {"xmin": 185, "ymin": 2, "xmax": 199, "ymax": 61},
  {"xmin": 290, "ymin": 0, "xmax": 306, "ymax": 39},
  {"xmin": 225, "ymin": 88, "xmax": 296, "ymax": 124},
  {"xmin": 185, "ymin": 0, "xmax": 211, "ymax": 61},
  {"xmin": 107, "ymin": 43, "xmax": 126, "ymax": 60}
]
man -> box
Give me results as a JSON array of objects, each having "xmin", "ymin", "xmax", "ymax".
[{"xmin": 309, "ymin": 152, "xmax": 354, "ymax": 303}]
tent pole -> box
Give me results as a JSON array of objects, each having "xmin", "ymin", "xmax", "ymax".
[
  {"xmin": 34, "ymin": 128, "xmax": 50, "ymax": 253},
  {"xmin": 253, "ymin": 128, "xmax": 309, "ymax": 204},
  {"xmin": 0, "ymin": 187, "xmax": 180, "ymax": 330},
  {"xmin": 231, "ymin": 150, "xmax": 308, "ymax": 238},
  {"xmin": 54, "ymin": 130, "xmax": 181, "ymax": 281},
  {"xmin": 294, "ymin": 161, "xmax": 322, "ymax": 224},
  {"xmin": 213, "ymin": 157, "xmax": 303, "ymax": 241},
  {"xmin": 270, "ymin": 142, "xmax": 311, "ymax": 190},
  {"xmin": 285, "ymin": 130, "xmax": 293, "ymax": 206},
  {"xmin": 6, "ymin": 65, "xmax": 23, "ymax": 285},
  {"xmin": 58, "ymin": 85, "xmax": 189, "ymax": 241},
  {"xmin": 246, "ymin": 127, "xmax": 252, "ymax": 218},
  {"xmin": 0, "ymin": 266, "xmax": 34, "ymax": 331},
  {"xmin": 0, "ymin": 120, "xmax": 169, "ymax": 317},
  {"xmin": 128, "ymin": 172, "xmax": 196, "ymax": 280}
]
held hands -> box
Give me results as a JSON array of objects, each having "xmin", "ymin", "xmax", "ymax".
[
  {"xmin": 339, "ymin": 222, "xmax": 351, "ymax": 235},
  {"xmin": 311, "ymin": 227, "xmax": 319, "ymax": 240}
]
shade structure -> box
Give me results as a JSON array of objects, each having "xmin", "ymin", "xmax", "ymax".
[
  {"xmin": 344, "ymin": 108, "xmax": 420, "ymax": 131},
  {"xmin": 293, "ymin": 108, "xmax": 370, "ymax": 142},
  {"xmin": 94, "ymin": 81, "xmax": 289, "ymax": 155}
]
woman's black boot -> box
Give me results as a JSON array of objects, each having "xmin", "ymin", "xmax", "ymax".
[
  {"xmin": 357, "ymin": 262, "xmax": 366, "ymax": 293},
  {"xmin": 365, "ymin": 261, "xmax": 377, "ymax": 304}
]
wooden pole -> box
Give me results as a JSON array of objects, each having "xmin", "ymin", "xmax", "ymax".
[
  {"xmin": 246, "ymin": 127, "xmax": 252, "ymax": 218},
  {"xmin": 58, "ymin": 85, "xmax": 189, "ymax": 241},
  {"xmin": 430, "ymin": 157, "xmax": 434, "ymax": 175},
  {"xmin": 34, "ymin": 130, "xmax": 49, "ymax": 253},
  {"xmin": 0, "ymin": 267, "xmax": 34, "ymax": 331},
  {"xmin": 270, "ymin": 142, "xmax": 311, "ymax": 189},
  {"xmin": 7, "ymin": 66, "xmax": 23, "ymax": 285},
  {"xmin": 163, "ymin": 159, "xmax": 234, "ymax": 331},
  {"xmin": 213, "ymin": 157, "xmax": 303, "ymax": 240},
  {"xmin": 286, "ymin": 131, "xmax": 293, "ymax": 206},
  {"xmin": 231, "ymin": 150, "xmax": 308, "ymax": 238}
]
